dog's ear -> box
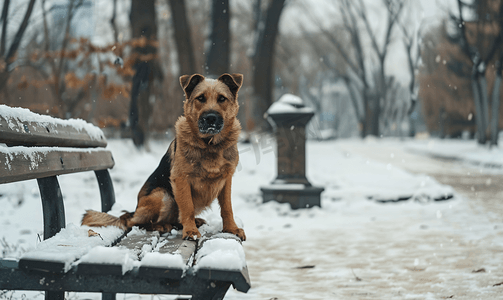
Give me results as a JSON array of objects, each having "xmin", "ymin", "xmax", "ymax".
[
  {"xmin": 218, "ymin": 73, "xmax": 243, "ymax": 98},
  {"xmin": 180, "ymin": 74, "xmax": 205, "ymax": 98}
]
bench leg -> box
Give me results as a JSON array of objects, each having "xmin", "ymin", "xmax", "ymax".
[
  {"xmin": 95, "ymin": 170, "xmax": 116, "ymax": 213},
  {"xmin": 191, "ymin": 281, "xmax": 231, "ymax": 300},
  {"xmin": 102, "ymin": 292, "xmax": 116, "ymax": 300},
  {"xmin": 45, "ymin": 291, "xmax": 64, "ymax": 300},
  {"xmin": 37, "ymin": 176, "xmax": 66, "ymax": 240}
]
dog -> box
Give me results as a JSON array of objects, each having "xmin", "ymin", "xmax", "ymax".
[{"xmin": 82, "ymin": 73, "xmax": 245, "ymax": 241}]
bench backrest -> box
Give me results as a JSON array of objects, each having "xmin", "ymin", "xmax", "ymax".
[
  {"xmin": 0, "ymin": 105, "xmax": 114, "ymax": 184},
  {"xmin": 0, "ymin": 105, "xmax": 115, "ymax": 239}
]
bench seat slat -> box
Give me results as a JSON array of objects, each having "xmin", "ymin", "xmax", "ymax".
[
  {"xmin": 76, "ymin": 232, "xmax": 162, "ymax": 276},
  {"xmin": 0, "ymin": 147, "xmax": 114, "ymax": 184},
  {"xmin": 0, "ymin": 106, "xmax": 107, "ymax": 148},
  {"xmin": 19, "ymin": 226, "xmax": 125, "ymax": 273},
  {"xmin": 137, "ymin": 234, "xmax": 196, "ymax": 279}
]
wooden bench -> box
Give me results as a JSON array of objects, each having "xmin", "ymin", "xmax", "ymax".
[{"xmin": 0, "ymin": 105, "xmax": 250, "ymax": 300}]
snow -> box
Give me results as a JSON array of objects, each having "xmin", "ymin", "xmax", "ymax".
[
  {"xmin": 195, "ymin": 237, "xmax": 246, "ymax": 271},
  {"xmin": 0, "ymin": 105, "xmax": 105, "ymax": 141},
  {"xmin": 277, "ymin": 93, "xmax": 304, "ymax": 107},
  {"xmin": 267, "ymin": 93, "xmax": 314, "ymax": 115},
  {"xmin": 0, "ymin": 146, "xmax": 109, "ymax": 171},
  {"xmin": 20, "ymin": 224, "xmax": 124, "ymax": 272},
  {"xmin": 77, "ymin": 246, "xmax": 139, "ymax": 275},
  {"xmin": 1, "ymin": 137, "xmax": 503, "ymax": 299},
  {"xmin": 140, "ymin": 252, "xmax": 185, "ymax": 269},
  {"xmin": 406, "ymin": 139, "xmax": 503, "ymax": 172}
]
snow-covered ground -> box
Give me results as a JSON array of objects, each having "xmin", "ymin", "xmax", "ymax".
[
  {"xmin": 1, "ymin": 137, "xmax": 503, "ymax": 299},
  {"xmin": 405, "ymin": 138, "xmax": 503, "ymax": 172}
]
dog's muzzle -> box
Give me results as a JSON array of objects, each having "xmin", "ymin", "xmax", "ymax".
[{"xmin": 198, "ymin": 111, "xmax": 224, "ymax": 134}]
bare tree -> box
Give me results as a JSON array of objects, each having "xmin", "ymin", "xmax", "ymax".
[
  {"xmin": 167, "ymin": 0, "xmax": 196, "ymax": 77},
  {"xmin": 130, "ymin": 0, "xmax": 163, "ymax": 148},
  {"xmin": 452, "ymin": 0, "xmax": 503, "ymax": 144},
  {"xmin": 490, "ymin": 57, "xmax": 502, "ymax": 145},
  {"xmin": 0, "ymin": 0, "xmax": 36, "ymax": 92},
  {"xmin": 251, "ymin": 0, "xmax": 286, "ymax": 132},
  {"xmin": 303, "ymin": 0, "xmax": 404, "ymax": 137},
  {"xmin": 110, "ymin": 0, "xmax": 119, "ymax": 43},
  {"xmin": 205, "ymin": 0, "xmax": 230, "ymax": 76},
  {"xmin": 397, "ymin": 6, "xmax": 423, "ymax": 136},
  {"xmin": 356, "ymin": 0, "xmax": 405, "ymax": 136}
]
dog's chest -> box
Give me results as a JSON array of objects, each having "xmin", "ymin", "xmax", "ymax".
[{"xmin": 184, "ymin": 147, "xmax": 236, "ymax": 179}]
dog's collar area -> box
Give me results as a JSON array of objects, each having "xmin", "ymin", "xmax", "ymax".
[{"xmin": 201, "ymin": 136, "xmax": 215, "ymax": 145}]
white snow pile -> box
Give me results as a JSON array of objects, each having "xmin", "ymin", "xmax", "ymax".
[
  {"xmin": 77, "ymin": 246, "xmax": 139, "ymax": 275},
  {"xmin": 20, "ymin": 224, "xmax": 124, "ymax": 272},
  {"xmin": 267, "ymin": 93, "xmax": 314, "ymax": 114},
  {"xmin": 195, "ymin": 235, "xmax": 246, "ymax": 271},
  {"xmin": 140, "ymin": 252, "xmax": 185, "ymax": 269},
  {"xmin": 0, "ymin": 105, "xmax": 105, "ymax": 141}
]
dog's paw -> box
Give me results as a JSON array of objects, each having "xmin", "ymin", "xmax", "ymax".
[
  {"xmin": 224, "ymin": 227, "xmax": 246, "ymax": 241},
  {"xmin": 152, "ymin": 223, "xmax": 173, "ymax": 233},
  {"xmin": 182, "ymin": 227, "xmax": 201, "ymax": 240},
  {"xmin": 195, "ymin": 218, "xmax": 207, "ymax": 228}
]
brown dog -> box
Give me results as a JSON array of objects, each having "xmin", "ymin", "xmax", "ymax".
[{"xmin": 82, "ymin": 73, "xmax": 245, "ymax": 241}]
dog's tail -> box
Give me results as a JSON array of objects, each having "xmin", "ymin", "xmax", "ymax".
[{"xmin": 81, "ymin": 210, "xmax": 133, "ymax": 231}]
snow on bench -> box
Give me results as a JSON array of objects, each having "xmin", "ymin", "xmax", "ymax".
[
  {"xmin": 8, "ymin": 225, "xmax": 251, "ymax": 294},
  {"xmin": 0, "ymin": 104, "xmax": 106, "ymax": 147},
  {"xmin": 0, "ymin": 146, "xmax": 114, "ymax": 184},
  {"xmin": 19, "ymin": 224, "xmax": 124, "ymax": 273}
]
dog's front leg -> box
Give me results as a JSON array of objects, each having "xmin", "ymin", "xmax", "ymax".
[
  {"xmin": 173, "ymin": 177, "xmax": 200, "ymax": 240},
  {"xmin": 218, "ymin": 176, "xmax": 246, "ymax": 241}
]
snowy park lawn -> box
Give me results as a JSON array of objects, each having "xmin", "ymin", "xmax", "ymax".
[
  {"xmin": 1, "ymin": 137, "xmax": 503, "ymax": 299},
  {"xmin": 405, "ymin": 138, "xmax": 503, "ymax": 171}
]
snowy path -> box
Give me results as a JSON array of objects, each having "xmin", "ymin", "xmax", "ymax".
[
  {"xmin": 336, "ymin": 138, "xmax": 503, "ymax": 220},
  {"xmin": 1, "ymin": 138, "xmax": 503, "ymax": 299},
  {"xmin": 226, "ymin": 138, "xmax": 503, "ymax": 300}
]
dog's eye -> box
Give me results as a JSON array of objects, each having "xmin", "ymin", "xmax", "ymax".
[
  {"xmin": 218, "ymin": 96, "xmax": 227, "ymax": 103},
  {"xmin": 196, "ymin": 95, "xmax": 206, "ymax": 102}
]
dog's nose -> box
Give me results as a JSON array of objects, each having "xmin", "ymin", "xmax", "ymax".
[
  {"xmin": 204, "ymin": 113, "xmax": 218, "ymax": 125},
  {"xmin": 198, "ymin": 111, "xmax": 224, "ymax": 134}
]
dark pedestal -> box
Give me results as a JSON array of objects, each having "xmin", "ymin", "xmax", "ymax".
[
  {"xmin": 260, "ymin": 95, "xmax": 324, "ymax": 209},
  {"xmin": 261, "ymin": 185, "xmax": 324, "ymax": 209}
]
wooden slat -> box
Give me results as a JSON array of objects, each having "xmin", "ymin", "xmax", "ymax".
[
  {"xmin": 138, "ymin": 234, "xmax": 196, "ymax": 279},
  {"xmin": 115, "ymin": 231, "xmax": 160, "ymax": 258},
  {"xmin": 0, "ymin": 148, "xmax": 114, "ymax": 183},
  {"xmin": 158, "ymin": 236, "xmax": 197, "ymax": 265},
  {"xmin": 0, "ymin": 113, "xmax": 107, "ymax": 148},
  {"xmin": 77, "ymin": 232, "xmax": 160, "ymax": 276}
]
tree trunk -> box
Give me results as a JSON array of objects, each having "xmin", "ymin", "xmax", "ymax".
[
  {"xmin": 0, "ymin": 0, "xmax": 10, "ymax": 57},
  {"xmin": 130, "ymin": 0, "xmax": 159, "ymax": 148},
  {"xmin": 471, "ymin": 71, "xmax": 486, "ymax": 144},
  {"xmin": 362, "ymin": 88, "xmax": 370, "ymax": 138},
  {"xmin": 490, "ymin": 61, "xmax": 502, "ymax": 146},
  {"xmin": 439, "ymin": 107, "xmax": 446, "ymax": 139},
  {"xmin": 251, "ymin": 0, "xmax": 285, "ymax": 132},
  {"xmin": 168, "ymin": 0, "xmax": 196, "ymax": 76},
  {"xmin": 342, "ymin": 76, "xmax": 364, "ymax": 137},
  {"xmin": 205, "ymin": 0, "xmax": 230, "ymax": 76},
  {"xmin": 479, "ymin": 74, "xmax": 490, "ymax": 135}
]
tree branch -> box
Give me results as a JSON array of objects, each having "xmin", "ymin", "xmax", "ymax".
[
  {"xmin": 0, "ymin": 0, "xmax": 10, "ymax": 57},
  {"xmin": 5, "ymin": 0, "xmax": 36, "ymax": 65}
]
